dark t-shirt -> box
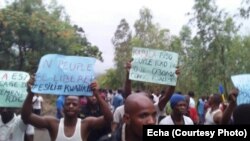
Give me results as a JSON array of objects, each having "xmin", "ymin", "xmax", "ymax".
[{"xmin": 79, "ymin": 104, "xmax": 111, "ymax": 141}]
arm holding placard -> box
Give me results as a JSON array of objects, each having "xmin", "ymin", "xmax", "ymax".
[
  {"xmin": 220, "ymin": 88, "xmax": 238, "ymax": 124},
  {"xmin": 22, "ymin": 75, "xmax": 58, "ymax": 138},
  {"xmin": 158, "ymin": 68, "xmax": 180, "ymax": 111},
  {"xmin": 123, "ymin": 61, "xmax": 132, "ymax": 99},
  {"xmin": 83, "ymin": 81, "xmax": 113, "ymax": 132},
  {"xmin": 123, "ymin": 60, "xmax": 180, "ymax": 111}
]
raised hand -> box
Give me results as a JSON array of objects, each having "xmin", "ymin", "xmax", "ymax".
[
  {"xmin": 228, "ymin": 88, "xmax": 238, "ymax": 104},
  {"xmin": 27, "ymin": 74, "xmax": 35, "ymax": 93},
  {"xmin": 90, "ymin": 81, "xmax": 99, "ymax": 95},
  {"xmin": 124, "ymin": 59, "xmax": 132, "ymax": 72}
]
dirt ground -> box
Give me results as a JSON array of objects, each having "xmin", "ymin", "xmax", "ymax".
[
  {"xmin": 33, "ymin": 95, "xmax": 56, "ymax": 141},
  {"xmin": 34, "ymin": 128, "xmax": 51, "ymax": 141}
]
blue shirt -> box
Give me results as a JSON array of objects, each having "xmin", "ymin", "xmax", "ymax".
[
  {"xmin": 56, "ymin": 96, "xmax": 65, "ymax": 119},
  {"xmin": 112, "ymin": 94, "xmax": 124, "ymax": 110}
]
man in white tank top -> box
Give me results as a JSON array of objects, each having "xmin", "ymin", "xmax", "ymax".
[
  {"xmin": 204, "ymin": 94, "xmax": 223, "ymax": 125},
  {"xmin": 22, "ymin": 80, "xmax": 113, "ymax": 141}
]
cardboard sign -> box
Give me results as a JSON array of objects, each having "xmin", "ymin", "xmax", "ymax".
[
  {"xmin": 32, "ymin": 54, "xmax": 96, "ymax": 96},
  {"xmin": 231, "ymin": 74, "xmax": 250, "ymax": 105},
  {"xmin": 0, "ymin": 71, "xmax": 30, "ymax": 107},
  {"xmin": 129, "ymin": 47, "xmax": 178, "ymax": 86}
]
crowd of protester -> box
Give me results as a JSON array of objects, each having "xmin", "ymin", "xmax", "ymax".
[{"xmin": 1, "ymin": 61, "xmax": 250, "ymax": 141}]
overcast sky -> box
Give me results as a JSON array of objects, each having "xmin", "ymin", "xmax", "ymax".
[
  {"xmin": 1, "ymin": 0, "xmax": 247, "ymax": 74},
  {"xmin": 55, "ymin": 0, "xmax": 245, "ymax": 74}
]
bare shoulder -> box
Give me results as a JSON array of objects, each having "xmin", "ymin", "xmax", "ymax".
[
  {"xmin": 82, "ymin": 116, "xmax": 98, "ymax": 122},
  {"xmin": 81, "ymin": 117, "xmax": 99, "ymax": 128},
  {"xmin": 43, "ymin": 116, "xmax": 60, "ymax": 126}
]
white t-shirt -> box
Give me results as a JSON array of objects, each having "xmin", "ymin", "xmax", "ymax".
[
  {"xmin": 26, "ymin": 124, "xmax": 34, "ymax": 135},
  {"xmin": 189, "ymin": 97, "xmax": 196, "ymax": 108},
  {"xmin": 204, "ymin": 108, "xmax": 222, "ymax": 125},
  {"xmin": 0, "ymin": 114, "xmax": 27, "ymax": 141},
  {"xmin": 159, "ymin": 115, "xmax": 194, "ymax": 125},
  {"xmin": 152, "ymin": 93, "xmax": 160, "ymax": 104},
  {"xmin": 32, "ymin": 95, "xmax": 43, "ymax": 109},
  {"xmin": 113, "ymin": 105, "xmax": 124, "ymax": 124}
]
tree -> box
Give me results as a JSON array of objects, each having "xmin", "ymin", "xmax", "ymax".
[
  {"xmin": 0, "ymin": 0, "xmax": 102, "ymax": 71},
  {"xmin": 239, "ymin": 0, "xmax": 250, "ymax": 18},
  {"xmin": 97, "ymin": 68, "xmax": 121, "ymax": 90},
  {"xmin": 133, "ymin": 7, "xmax": 171, "ymax": 50},
  {"xmin": 112, "ymin": 19, "xmax": 132, "ymax": 86},
  {"xmin": 131, "ymin": 7, "xmax": 173, "ymax": 91},
  {"xmin": 187, "ymin": 0, "xmax": 239, "ymax": 95}
]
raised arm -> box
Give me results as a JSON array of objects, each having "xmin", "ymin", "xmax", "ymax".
[
  {"xmin": 123, "ymin": 61, "xmax": 132, "ymax": 99},
  {"xmin": 158, "ymin": 86, "xmax": 175, "ymax": 111},
  {"xmin": 158, "ymin": 68, "xmax": 180, "ymax": 111},
  {"xmin": 85, "ymin": 82, "xmax": 113, "ymax": 130},
  {"xmin": 21, "ymin": 75, "xmax": 56, "ymax": 129},
  {"xmin": 220, "ymin": 89, "xmax": 238, "ymax": 124}
]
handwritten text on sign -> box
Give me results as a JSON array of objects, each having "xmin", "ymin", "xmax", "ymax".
[
  {"xmin": 0, "ymin": 71, "xmax": 30, "ymax": 107},
  {"xmin": 129, "ymin": 47, "xmax": 178, "ymax": 86},
  {"xmin": 32, "ymin": 54, "xmax": 96, "ymax": 96},
  {"xmin": 231, "ymin": 74, "xmax": 250, "ymax": 105}
]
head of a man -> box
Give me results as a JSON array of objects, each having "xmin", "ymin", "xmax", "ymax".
[
  {"xmin": 170, "ymin": 94, "xmax": 187, "ymax": 116},
  {"xmin": 124, "ymin": 94, "xmax": 156, "ymax": 139},
  {"xmin": 233, "ymin": 104, "xmax": 250, "ymax": 124},
  {"xmin": 208, "ymin": 93, "xmax": 222, "ymax": 106},
  {"xmin": 87, "ymin": 95, "xmax": 97, "ymax": 106},
  {"xmin": 0, "ymin": 107, "xmax": 16, "ymax": 123},
  {"xmin": 63, "ymin": 95, "xmax": 81, "ymax": 118}
]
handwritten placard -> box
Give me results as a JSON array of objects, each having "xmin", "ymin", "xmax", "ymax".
[
  {"xmin": 231, "ymin": 74, "xmax": 250, "ymax": 105},
  {"xmin": 129, "ymin": 47, "xmax": 178, "ymax": 86},
  {"xmin": 32, "ymin": 54, "xmax": 96, "ymax": 96},
  {"xmin": 0, "ymin": 71, "xmax": 30, "ymax": 107}
]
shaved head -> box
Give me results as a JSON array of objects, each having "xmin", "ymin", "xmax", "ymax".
[
  {"xmin": 123, "ymin": 93, "xmax": 156, "ymax": 139},
  {"xmin": 124, "ymin": 94, "xmax": 153, "ymax": 114}
]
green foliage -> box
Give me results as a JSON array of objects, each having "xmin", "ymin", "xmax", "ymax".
[
  {"xmin": 96, "ymin": 68, "xmax": 122, "ymax": 90},
  {"xmin": 239, "ymin": 0, "xmax": 250, "ymax": 18},
  {"xmin": 111, "ymin": 19, "xmax": 132, "ymax": 86},
  {"xmin": 101, "ymin": 7, "xmax": 173, "ymax": 91},
  {"xmin": 90, "ymin": 2, "xmax": 250, "ymax": 97},
  {"xmin": 179, "ymin": 0, "xmax": 244, "ymax": 95},
  {"xmin": 0, "ymin": 0, "xmax": 102, "ymax": 71}
]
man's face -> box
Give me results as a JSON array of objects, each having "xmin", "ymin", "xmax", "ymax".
[
  {"xmin": 125, "ymin": 103, "xmax": 156, "ymax": 138},
  {"xmin": 0, "ymin": 107, "xmax": 15, "ymax": 120},
  {"xmin": 87, "ymin": 95, "xmax": 97, "ymax": 105},
  {"xmin": 63, "ymin": 96, "xmax": 80, "ymax": 118},
  {"xmin": 174, "ymin": 101, "xmax": 187, "ymax": 115}
]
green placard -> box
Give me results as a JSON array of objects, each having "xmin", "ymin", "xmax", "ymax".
[
  {"xmin": 0, "ymin": 71, "xmax": 30, "ymax": 107},
  {"xmin": 129, "ymin": 47, "xmax": 179, "ymax": 86}
]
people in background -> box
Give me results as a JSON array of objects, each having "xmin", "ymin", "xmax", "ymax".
[
  {"xmin": 32, "ymin": 94, "xmax": 43, "ymax": 115},
  {"xmin": 56, "ymin": 95, "xmax": 65, "ymax": 119}
]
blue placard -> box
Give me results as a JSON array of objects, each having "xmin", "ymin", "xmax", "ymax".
[
  {"xmin": 32, "ymin": 54, "xmax": 96, "ymax": 96},
  {"xmin": 231, "ymin": 74, "xmax": 250, "ymax": 105}
]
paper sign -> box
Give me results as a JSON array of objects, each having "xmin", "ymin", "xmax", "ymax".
[
  {"xmin": 32, "ymin": 54, "xmax": 96, "ymax": 96},
  {"xmin": 129, "ymin": 47, "xmax": 178, "ymax": 86},
  {"xmin": 0, "ymin": 71, "xmax": 30, "ymax": 107},
  {"xmin": 231, "ymin": 74, "xmax": 250, "ymax": 105}
]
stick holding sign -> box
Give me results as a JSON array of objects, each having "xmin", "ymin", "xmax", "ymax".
[
  {"xmin": 231, "ymin": 74, "xmax": 250, "ymax": 105},
  {"xmin": 0, "ymin": 70, "xmax": 30, "ymax": 107},
  {"xmin": 129, "ymin": 47, "xmax": 179, "ymax": 86},
  {"xmin": 32, "ymin": 54, "xmax": 96, "ymax": 96}
]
